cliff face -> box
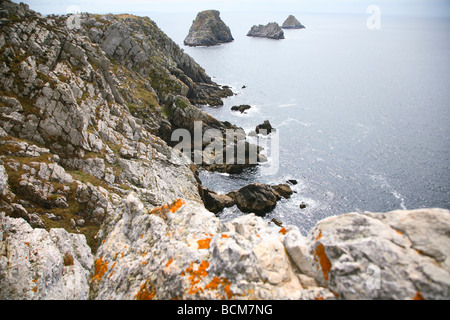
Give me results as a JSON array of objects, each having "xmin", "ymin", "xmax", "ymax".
[
  {"xmin": 184, "ymin": 10, "xmax": 233, "ymax": 47},
  {"xmin": 1, "ymin": 1, "xmax": 449, "ymax": 300}
]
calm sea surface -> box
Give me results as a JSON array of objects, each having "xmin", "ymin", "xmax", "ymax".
[{"xmin": 150, "ymin": 11, "xmax": 450, "ymax": 234}]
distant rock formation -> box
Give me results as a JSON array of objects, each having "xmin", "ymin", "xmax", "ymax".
[
  {"xmin": 282, "ymin": 15, "xmax": 305, "ymax": 29},
  {"xmin": 184, "ymin": 10, "xmax": 234, "ymax": 46},
  {"xmin": 247, "ymin": 22, "xmax": 285, "ymax": 40}
]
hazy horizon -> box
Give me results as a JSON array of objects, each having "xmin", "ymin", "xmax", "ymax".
[{"xmin": 15, "ymin": 0, "xmax": 450, "ymax": 17}]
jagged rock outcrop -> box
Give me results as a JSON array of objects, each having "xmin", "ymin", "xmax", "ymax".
[
  {"xmin": 282, "ymin": 15, "xmax": 305, "ymax": 29},
  {"xmin": 247, "ymin": 22, "xmax": 284, "ymax": 40},
  {"xmin": 184, "ymin": 10, "xmax": 233, "ymax": 47}
]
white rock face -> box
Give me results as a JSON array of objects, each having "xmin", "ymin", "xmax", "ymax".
[
  {"xmin": 305, "ymin": 209, "xmax": 450, "ymax": 299},
  {"xmin": 0, "ymin": 213, "xmax": 93, "ymax": 300},
  {"xmin": 90, "ymin": 199, "xmax": 450, "ymax": 300}
]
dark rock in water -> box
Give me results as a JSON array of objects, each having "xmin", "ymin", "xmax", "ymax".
[
  {"xmin": 281, "ymin": 15, "xmax": 305, "ymax": 29},
  {"xmin": 233, "ymin": 183, "xmax": 279, "ymax": 216},
  {"xmin": 247, "ymin": 22, "xmax": 284, "ymax": 40},
  {"xmin": 231, "ymin": 183, "xmax": 292, "ymax": 216},
  {"xmin": 287, "ymin": 179, "xmax": 298, "ymax": 185},
  {"xmin": 271, "ymin": 218, "xmax": 283, "ymax": 227},
  {"xmin": 299, "ymin": 202, "xmax": 308, "ymax": 209},
  {"xmin": 184, "ymin": 10, "xmax": 234, "ymax": 47},
  {"xmin": 255, "ymin": 120, "xmax": 274, "ymax": 135},
  {"xmin": 231, "ymin": 104, "xmax": 251, "ymax": 113},
  {"xmin": 200, "ymin": 187, "xmax": 234, "ymax": 213},
  {"xmin": 272, "ymin": 184, "xmax": 294, "ymax": 199}
]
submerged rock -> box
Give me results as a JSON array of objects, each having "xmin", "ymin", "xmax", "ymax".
[
  {"xmin": 247, "ymin": 22, "xmax": 284, "ymax": 40},
  {"xmin": 231, "ymin": 104, "xmax": 251, "ymax": 113},
  {"xmin": 282, "ymin": 15, "xmax": 305, "ymax": 29},
  {"xmin": 184, "ymin": 10, "xmax": 234, "ymax": 47}
]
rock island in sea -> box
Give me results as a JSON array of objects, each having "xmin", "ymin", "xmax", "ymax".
[
  {"xmin": 247, "ymin": 22, "xmax": 285, "ymax": 39},
  {"xmin": 281, "ymin": 15, "xmax": 305, "ymax": 29},
  {"xmin": 184, "ymin": 10, "xmax": 234, "ymax": 47}
]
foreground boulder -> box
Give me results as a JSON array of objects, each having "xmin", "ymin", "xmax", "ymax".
[
  {"xmin": 2, "ymin": 195, "xmax": 450, "ymax": 299},
  {"xmin": 282, "ymin": 15, "xmax": 305, "ymax": 29},
  {"xmin": 247, "ymin": 22, "xmax": 284, "ymax": 40},
  {"xmin": 302, "ymin": 208, "xmax": 450, "ymax": 299},
  {"xmin": 184, "ymin": 10, "xmax": 234, "ymax": 46}
]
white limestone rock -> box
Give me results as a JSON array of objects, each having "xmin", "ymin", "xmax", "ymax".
[{"xmin": 0, "ymin": 213, "xmax": 93, "ymax": 300}]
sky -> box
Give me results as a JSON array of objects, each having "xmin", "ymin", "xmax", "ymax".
[{"xmin": 16, "ymin": 0, "xmax": 450, "ymax": 17}]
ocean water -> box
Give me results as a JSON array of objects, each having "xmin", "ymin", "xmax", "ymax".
[{"xmin": 150, "ymin": 11, "xmax": 450, "ymax": 235}]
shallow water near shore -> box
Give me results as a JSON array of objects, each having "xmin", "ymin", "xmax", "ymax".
[{"xmin": 151, "ymin": 11, "xmax": 450, "ymax": 235}]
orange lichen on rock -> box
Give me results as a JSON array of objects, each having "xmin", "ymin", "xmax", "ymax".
[
  {"xmin": 170, "ymin": 199, "xmax": 185, "ymax": 213},
  {"xmin": 315, "ymin": 229, "xmax": 322, "ymax": 241},
  {"xmin": 91, "ymin": 256, "xmax": 108, "ymax": 284},
  {"xmin": 314, "ymin": 243, "xmax": 332, "ymax": 281},
  {"xmin": 205, "ymin": 276, "xmax": 234, "ymax": 300},
  {"xmin": 165, "ymin": 257, "xmax": 173, "ymax": 268},
  {"xmin": 135, "ymin": 279, "xmax": 156, "ymax": 300},
  {"xmin": 183, "ymin": 261, "xmax": 210, "ymax": 295},
  {"xmin": 150, "ymin": 199, "xmax": 185, "ymax": 219},
  {"xmin": 413, "ymin": 291, "xmax": 425, "ymax": 300},
  {"xmin": 279, "ymin": 227, "xmax": 287, "ymax": 235},
  {"xmin": 221, "ymin": 234, "xmax": 229, "ymax": 238},
  {"xmin": 197, "ymin": 238, "xmax": 212, "ymax": 249}
]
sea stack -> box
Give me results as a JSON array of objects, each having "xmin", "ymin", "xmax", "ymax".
[
  {"xmin": 247, "ymin": 22, "xmax": 284, "ymax": 40},
  {"xmin": 281, "ymin": 15, "xmax": 305, "ymax": 29},
  {"xmin": 184, "ymin": 10, "xmax": 234, "ymax": 46}
]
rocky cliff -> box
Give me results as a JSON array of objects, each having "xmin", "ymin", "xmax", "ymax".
[
  {"xmin": 247, "ymin": 22, "xmax": 285, "ymax": 40},
  {"xmin": 184, "ymin": 10, "xmax": 233, "ymax": 47},
  {"xmin": 1, "ymin": 1, "xmax": 449, "ymax": 300}
]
